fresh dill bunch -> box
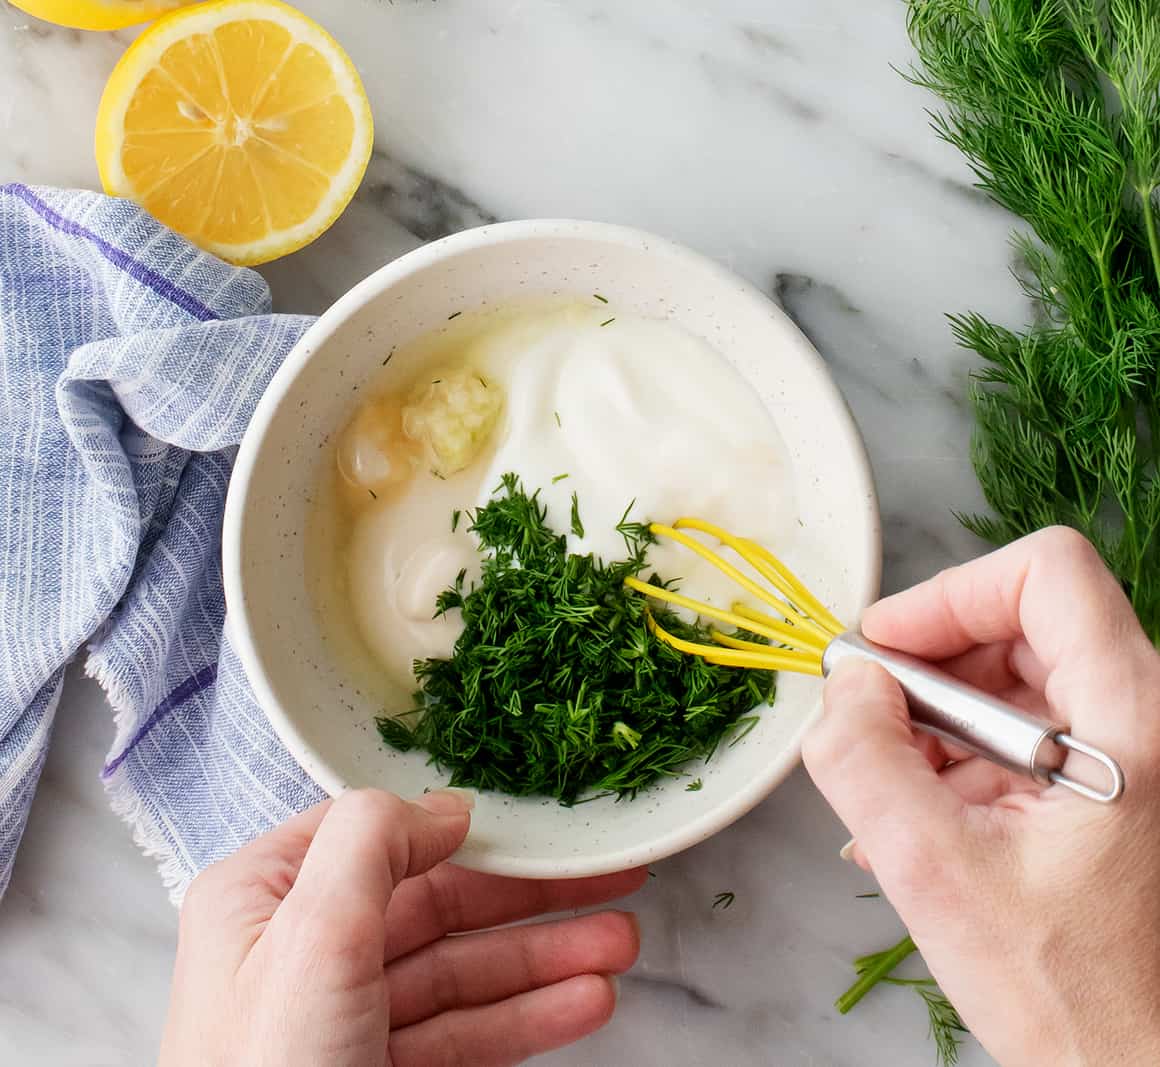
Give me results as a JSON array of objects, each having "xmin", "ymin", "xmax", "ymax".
[
  {"xmin": 905, "ymin": 0, "xmax": 1160, "ymax": 642},
  {"xmin": 377, "ymin": 474, "xmax": 776, "ymax": 804},
  {"xmin": 839, "ymin": 934, "xmax": 968, "ymax": 1066}
]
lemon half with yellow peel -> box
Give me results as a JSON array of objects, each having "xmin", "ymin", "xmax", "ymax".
[
  {"xmin": 95, "ymin": 0, "xmax": 373, "ymax": 265},
  {"xmin": 9, "ymin": 0, "xmax": 195, "ymax": 31}
]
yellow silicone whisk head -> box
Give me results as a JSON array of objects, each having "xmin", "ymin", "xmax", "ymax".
[{"xmin": 624, "ymin": 518, "xmax": 846, "ymax": 676}]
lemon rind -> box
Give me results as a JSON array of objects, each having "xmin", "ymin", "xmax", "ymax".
[{"xmin": 8, "ymin": 0, "xmax": 188, "ymax": 32}]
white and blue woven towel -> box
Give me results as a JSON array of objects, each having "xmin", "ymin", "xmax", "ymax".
[{"xmin": 0, "ymin": 184, "xmax": 329, "ymax": 902}]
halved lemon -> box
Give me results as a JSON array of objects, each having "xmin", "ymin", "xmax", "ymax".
[
  {"xmin": 95, "ymin": 0, "xmax": 373, "ymax": 265},
  {"xmin": 9, "ymin": 0, "xmax": 195, "ymax": 31}
]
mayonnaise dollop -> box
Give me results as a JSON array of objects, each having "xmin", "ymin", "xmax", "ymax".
[{"xmin": 342, "ymin": 305, "xmax": 796, "ymax": 689}]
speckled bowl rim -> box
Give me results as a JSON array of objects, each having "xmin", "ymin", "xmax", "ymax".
[{"xmin": 223, "ymin": 219, "xmax": 882, "ymax": 877}]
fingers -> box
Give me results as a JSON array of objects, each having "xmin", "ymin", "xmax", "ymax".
[
  {"xmin": 864, "ymin": 526, "xmax": 1141, "ymax": 676},
  {"xmin": 864, "ymin": 527, "xmax": 1159, "ymax": 750},
  {"xmin": 279, "ymin": 789, "xmax": 472, "ymax": 952},
  {"xmin": 179, "ymin": 800, "xmax": 334, "ymax": 957},
  {"xmin": 932, "ymin": 639, "xmax": 1046, "ymax": 696},
  {"xmin": 388, "ymin": 973, "xmax": 618, "ymax": 1067},
  {"xmin": 386, "ymin": 911, "xmax": 640, "ymax": 1028},
  {"xmin": 804, "ymin": 660, "xmax": 966, "ymax": 875},
  {"xmin": 939, "ymin": 757, "xmax": 1039, "ymax": 807},
  {"xmin": 383, "ymin": 864, "xmax": 647, "ymax": 962}
]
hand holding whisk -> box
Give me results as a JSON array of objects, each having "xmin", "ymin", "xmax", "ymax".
[{"xmin": 626, "ymin": 519, "xmax": 1124, "ymax": 804}]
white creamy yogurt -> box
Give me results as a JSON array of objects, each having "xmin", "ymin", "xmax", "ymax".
[
  {"xmin": 345, "ymin": 470, "xmax": 482, "ymax": 686},
  {"xmin": 342, "ymin": 305, "xmax": 796, "ymax": 689}
]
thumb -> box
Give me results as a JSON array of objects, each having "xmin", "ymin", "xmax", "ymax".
[
  {"xmin": 803, "ymin": 660, "xmax": 965, "ymax": 871},
  {"xmin": 280, "ymin": 789, "xmax": 473, "ymax": 949}
]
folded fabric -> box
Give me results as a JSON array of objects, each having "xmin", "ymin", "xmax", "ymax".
[{"xmin": 0, "ymin": 183, "xmax": 327, "ymax": 902}]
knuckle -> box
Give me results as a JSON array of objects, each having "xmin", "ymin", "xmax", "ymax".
[
  {"xmin": 801, "ymin": 717, "xmax": 839, "ymax": 774},
  {"xmin": 933, "ymin": 565, "xmax": 964, "ymax": 622},
  {"xmin": 424, "ymin": 1030, "xmax": 473, "ymax": 1067},
  {"xmin": 424, "ymin": 868, "xmax": 467, "ymax": 935},
  {"xmin": 180, "ymin": 863, "xmax": 225, "ymax": 921},
  {"xmin": 1036, "ymin": 525, "xmax": 1098, "ymax": 567},
  {"xmin": 425, "ymin": 941, "xmax": 466, "ymax": 1014},
  {"xmin": 332, "ymin": 787, "xmax": 405, "ymax": 826},
  {"xmin": 877, "ymin": 823, "xmax": 951, "ymax": 901}
]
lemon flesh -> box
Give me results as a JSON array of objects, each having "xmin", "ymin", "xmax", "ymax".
[{"xmin": 95, "ymin": 0, "xmax": 373, "ymax": 265}]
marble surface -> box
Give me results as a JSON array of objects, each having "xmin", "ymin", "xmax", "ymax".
[{"xmin": 0, "ymin": 0, "xmax": 1023, "ymax": 1063}]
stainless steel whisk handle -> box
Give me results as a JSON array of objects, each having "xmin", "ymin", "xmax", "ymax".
[{"xmin": 821, "ymin": 632, "xmax": 1125, "ymax": 804}]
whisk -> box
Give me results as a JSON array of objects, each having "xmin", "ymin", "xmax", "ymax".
[{"xmin": 625, "ymin": 518, "xmax": 1125, "ymax": 804}]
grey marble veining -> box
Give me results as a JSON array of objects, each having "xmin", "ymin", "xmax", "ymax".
[{"xmin": 0, "ymin": 0, "xmax": 1013, "ymax": 1062}]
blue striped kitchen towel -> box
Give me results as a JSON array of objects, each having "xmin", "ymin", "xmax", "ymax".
[{"xmin": 0, "ymin": 183, "xmax": 328, "ymax": 902}]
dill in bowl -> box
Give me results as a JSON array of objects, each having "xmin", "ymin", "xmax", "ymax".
[{"xmin": 377, "ymin": 475, "xmax": 776, "ymax": 804}]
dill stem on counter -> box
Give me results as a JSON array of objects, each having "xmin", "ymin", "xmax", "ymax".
[{"xmin": 836, "ymin": 934, "xmax": 917, "ymax": 1014}]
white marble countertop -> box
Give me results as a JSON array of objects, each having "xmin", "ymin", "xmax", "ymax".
[{"xmin": 0, "ymin": 1, "xmax": 1020, "ymax": 1063}]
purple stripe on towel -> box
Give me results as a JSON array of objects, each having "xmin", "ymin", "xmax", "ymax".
[
  {"xmin": 102, "ymin": 664, "xmax": 219, "ymax": 778},
  {"xmin": 1, "ymin": 183, "xmax": 220, "ymax": 323}
]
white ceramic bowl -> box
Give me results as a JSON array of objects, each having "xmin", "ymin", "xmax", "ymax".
[{"xmin": 223, "ymin": 220, "xmax": 881, "ymax": 878}]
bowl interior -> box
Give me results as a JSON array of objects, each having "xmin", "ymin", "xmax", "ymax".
[{"xmin": 225, "ymin": 221, "xmax": 880, "ymax": 877}]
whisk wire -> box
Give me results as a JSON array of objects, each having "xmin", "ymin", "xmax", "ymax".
[
  {"xmin": 629, "ymin": 521, "xmax": 846, "ymax": 677},
  {"xmin": 622, "ymin": 576, "xmax": 808, "ymax": 648},
  {"xmin": 646, "ymin": 612, "xmax": 824, "ymax": 675},
  {"xmin": 728, "ymin": 603, "xmax": 829, "ymax": 654},
  {"xmin": 671, "ymin": 518, "xmax": 845, "ymax": 638},
  {"xmin": 737, "ymin": 539, "xmax": 846, "ymax": 637},
  {"xmin": 649, "ymin": 523, "xmax": 837, "ymax": 648},
  {"xmin": 711, "ymin": 629, "xmax": 781, "ymax": 654}
]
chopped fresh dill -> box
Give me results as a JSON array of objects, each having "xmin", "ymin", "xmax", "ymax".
[
  {"xmin": 686, "ymin": 778, "xmax": 703, "ymax": 792},
  {"xmin": 712, "ymin": 891, "xmax": 735, "ymax": 910},
  {"xmin": 554, "ymin": 410, "xmax": 562, "ymax": 427},
  {"xmin": 593, "ymin": 293, "xmax": 609, "ymax": 304},
  {"xmin": 368, "ymin": 488, "xmax": 378, "ymax": 500},
  {"xmin": 447, "ymin": 311, "xmax": 462, "ymax": 320},
  {"xmin": 431, "ymin": 470, "xmax": 446, "ymax": 481},
  {"xmin": 376, "ymin": 475, "xmax": 776, "ymax": 803},
  {"xmin": 376, "ymin": 713, "xmax": 417, "ymax": 752},
  {"xmin": 855, "ymin": 891, "xmax": 880, "ymax": 899},
  {"xmin": 570, "ymin": 491, "xmax": 585, "ymax": 538},
  {"xmin": 432, "ymin": 379, "xmax": 442, "ymax": 384},
  {"xmin": 451, "ymin": 509, "xmax": 461, "ymax": 532},
  {"xmin": 599, "ymin": 317, "xmax": 616, "ymax": 327},
  {"xmin": 727, "ymin": 714, "xmax": 760, "ymax": 746},
  {"xmin": 552, "ymin": 473, "xmax": 570, "ymax": 483},
  {"xmin": 611, "ymin": 721, "xmax": 641, "ymax": 749}
]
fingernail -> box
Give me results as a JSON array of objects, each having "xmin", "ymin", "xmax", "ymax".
[
  {"xmin": 414, "ymin": 788, "xmax": 475, "ymax": 815},
  {"xmin": 839, "ymin": 837, "xmax": 856, "ymax": 863}
]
